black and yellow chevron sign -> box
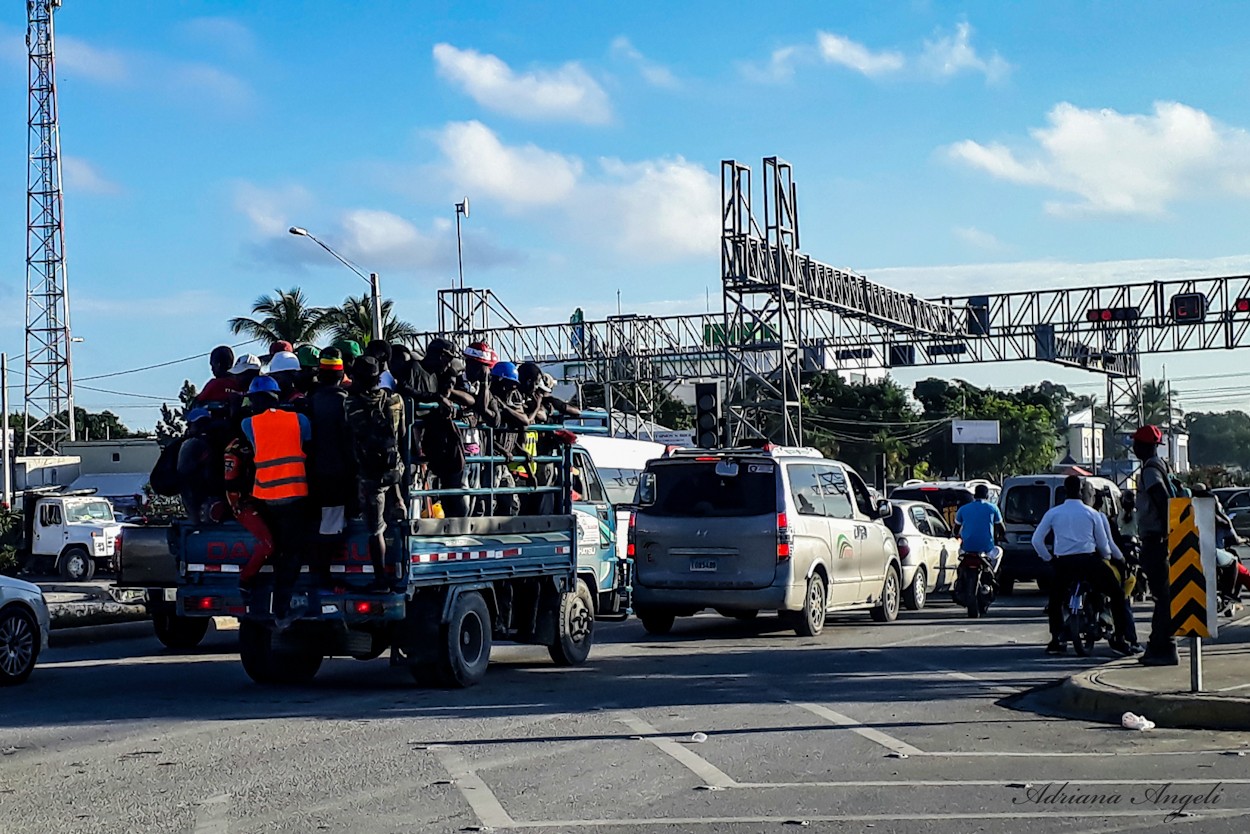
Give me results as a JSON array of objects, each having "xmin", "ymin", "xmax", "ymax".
[{"xmin": 1168, "ymin": 498, "xmax": 1211, "ymax": 638}]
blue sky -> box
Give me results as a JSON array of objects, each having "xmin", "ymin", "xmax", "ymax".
[{"xmin": 4, "ymin": 1, "xmax": 1250, "ymax": 428}]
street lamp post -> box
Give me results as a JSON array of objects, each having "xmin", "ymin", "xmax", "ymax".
[
  {"xmin": 288, "ymin": 226, "xmax": 383, "ymax": 342},
  {"xmin": 454, "ymin": 197, "xmax": 470, "ymax": 291}
]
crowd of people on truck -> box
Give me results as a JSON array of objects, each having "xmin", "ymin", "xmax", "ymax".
[{"xmin": 159, "ymin": 337, "xmax": 582, "ymax": 617}]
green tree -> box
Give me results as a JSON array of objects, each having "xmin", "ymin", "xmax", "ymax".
[
  {"xmin": 1186, "ymin": 410, "xmax": 1250, "ymax": 470},
  {"xmin": 1138, "ymin": 378, "xmax": 1180, "ymax": 428},
  {"xmin": 803, "ymin": 373, "xmax": 922, "ymax": 477},
  {"xmin": 157, "ymin": 380, "xmax": 199, "ymax": 442},
  {"xmin": 229, "ymin": 287, "xmax": 330, "ymax": 344},
  {"xmin": 320, "ymin": 294, "xmax": 419, "ymax": 345},
  {"xmin": 578, "ymin": 382, "xmax": 693, "ymax": 431}
]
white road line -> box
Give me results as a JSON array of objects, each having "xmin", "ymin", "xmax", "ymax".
[
  {"xmin": 791, "ymin": 702, "xmax": 926, "ymax": 757},
  {"xmin": 191, "ymin": 793, "xmax": 230, "ymax": 834},
  {"xmin": 937, "ymin": 667, "xmax": 1025, "ymax": 695},
  {"xmin": 510, "ymin": 809, "xmax": 1250, "ymax": 827},
  {"xmin": 614, "ymin": 712, "xmax": 737, "ymax": 789},
  {"xmin": 431, "ymin": 747, "xmax": 515, "ymax": 830}
]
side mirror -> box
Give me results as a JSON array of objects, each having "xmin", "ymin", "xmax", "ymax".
[
  {"xmin": 877, "ymin": 499, "xmax": 892, "ymax": 519},
  {"xmin": 637, "ymin": 473, "xmax": 656, "ymax": 506}
]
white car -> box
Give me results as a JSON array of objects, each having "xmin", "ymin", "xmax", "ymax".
[
  {"xmin": 1, "ymin": 574, "xmax": 51, "ymax": 685},
  {"xmin": 885, "ymin": 500, "xmax": 961, "ymax": 610}
]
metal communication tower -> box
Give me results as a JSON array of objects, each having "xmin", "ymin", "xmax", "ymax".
[{"xmin": 25, "ymin": 0, "xmax": 75, "ymax": 454}]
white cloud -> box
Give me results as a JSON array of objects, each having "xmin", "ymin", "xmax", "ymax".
[
  {"xmin": 163, "ymin": 62, "xmax": 255, "ymax": 108},
  {"xmin": 233, "ymin": 182, "xmax": 314, "ymax": 237},
  {"xmin": 57, "ymin": 35, "xmax": 132, "ymax": 84},
  {"xmin": 742, "ymin": 22, "xmax": 1006, "ymax": 84},
  {"xmin": 610, "ymin": 36, "xmax": 679, "ymax": 88},
  {"xmin": 816, "ymin": 32, "xmax": 904, "ymax": 77},
  {"xmin": 432, "ymin": 121, "xmax": 717, "ymax": 263},
  {"xmin": 953, "ymin": 226, "xmax": 1006, "ymax": 251},
  {"xmin": 436, "ymin": 120, "xmax": 582, "ymax": 206},
  {"xmin": 432, "ymin": 43, "xmax": 611, "ymax": 124},
  {"xmin": 947, "ymin": 101, "xmax": 1250, "ymax": 216},
  {"xmin": 61, "ymin": 156, "xmax": 121, "ymax": 195},
  {"xmin": 918, "ymin": 22, "xmax": 1010, "ymax": 83}
]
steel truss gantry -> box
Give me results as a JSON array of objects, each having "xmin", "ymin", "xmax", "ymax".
[
  {"xmin": 417, "ymin": 157, "xmax": 1250, "ymax": 471},
  {"xmin": 24, "ymin": 0, "xmax": 75, "ymax": 455}
]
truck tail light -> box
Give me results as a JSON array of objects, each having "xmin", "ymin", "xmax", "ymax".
[
  {"xmin": 190, "ymin": 596, "xmax": 220, "ymax": 612},
  {"xmin": 353, "ymin": 600, "xmax": 383, "ymax": 615},
  {"xmin": 777, "ymin": 512, "xmax": 793, "ymax": 561},
  {"xmin": 627, "ymin": 511, "xmax": 636, "ymax": 558}
]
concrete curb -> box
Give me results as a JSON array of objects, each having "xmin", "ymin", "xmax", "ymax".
[
  {"xmin": 1052, "ymin": 665, "xmax": 1250, "ymax": 731},
  {"xmin": 49, "ymin": 619, "xmax": 153, "ymax": 648}
]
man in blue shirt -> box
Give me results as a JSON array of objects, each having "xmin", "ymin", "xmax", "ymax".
[{"xmin": 954, "ymin": 484, "xmax": 1005, "ymax": 562}]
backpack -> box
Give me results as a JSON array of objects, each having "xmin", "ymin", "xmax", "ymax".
[
  {"xmin": 421, "ymin": 410, "xmax": 466, "ymax": 480},
  {"xmin": 1146, "ymin": 458, "xmax": 1190, "ymax": 499},
  {"xmin": 149, "ymin": 438, "xmax": 184, "ymax": 497},
  {"xmin": 349, "ymin": 393, "xmax": 401, "ymax": 483}
]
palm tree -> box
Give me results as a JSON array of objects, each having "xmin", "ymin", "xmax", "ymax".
[
  {"xmin": 229, "ymin": 288, "xmax": 331, "ymax": 345},
  {"xmin": 321, "ymin": 294, "xmax": 420, "ymax": 346},
  {"xmin": 1138, "ymin": 378, "xmax": 1181, "ymax": 428}
]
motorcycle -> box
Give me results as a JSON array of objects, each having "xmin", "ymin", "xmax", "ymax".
[
  {"xmin": 1062, "ymin": 576, "xmax": 1115, "ymax": 657},
  {"xmin": 951, "ymin": 549, "xmax": 997, "ymax": 618},
  {"xmin": 1217, "ymin": 544, "xmax": 1250, "ymax": 617}
]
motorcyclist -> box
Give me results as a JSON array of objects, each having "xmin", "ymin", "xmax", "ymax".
[
  {"xmin": 953, "ymin": 484, "xmax": 1005, "ymax": 571},
  {"xmin": 1032, "ymin": 475, "xmax": 1134, "ymax": 657}
]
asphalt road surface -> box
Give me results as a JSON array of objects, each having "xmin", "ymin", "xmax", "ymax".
[{"xmin": 3, "ymin": 591, "xmax": 1249, "ymax": 834}]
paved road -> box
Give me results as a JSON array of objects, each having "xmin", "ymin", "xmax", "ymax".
[{"xmin": 2, "ymin": 592, "xmax": 1248, "ymax": 833}]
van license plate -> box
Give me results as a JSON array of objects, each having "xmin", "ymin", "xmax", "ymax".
[{"xmin": 690, "ymin": 559, "xmax": 718, "ymax": 572}]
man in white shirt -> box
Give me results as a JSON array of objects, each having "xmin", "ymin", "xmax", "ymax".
[{"xmin": 1031, "ymin": 475, "xmax": 1133, "ymax": 656}]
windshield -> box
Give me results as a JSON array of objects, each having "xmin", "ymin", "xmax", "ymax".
[
  {"xmin": 597, "ymin": 467, "xmax": 641, "ymax": 506},
  {"xmin": 65, "ymin": 500, "xmax": 114, "ymax": 523},
  {"xmin": 1002, "ymin": 485, "xmax": 1052, "ymax": 526},
  {"xmin": 645, "ymin": 460, "xmax": 778, "ymax": 518}
]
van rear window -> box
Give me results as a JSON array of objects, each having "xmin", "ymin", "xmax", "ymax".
[
  {"xmin": 1003, "ymin": 485, "xmax": 1052, "ymax": 526},
  {"xmin": 646, "ymin": 461, "xmax": 777, "ymax": 518}
]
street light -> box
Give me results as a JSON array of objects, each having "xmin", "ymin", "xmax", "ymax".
[
  {"xmin": 454, "ymin": 197, "xmax": 469, "ymax": 291},
  {"xmin": 288, "ymin": 226, "xmax": 383, "ymax": 341}
]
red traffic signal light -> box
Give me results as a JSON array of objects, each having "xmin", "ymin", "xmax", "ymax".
[
  {"xmin": 1085, "ymin": 306, "xmax": 1139, "ymax": 323},
  {"xmin": 1237, "ymin": 298, "xmax": 1250, "ymax": 313}
]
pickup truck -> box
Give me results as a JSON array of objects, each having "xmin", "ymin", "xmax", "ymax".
[
  {"xmin": 118, "ymin": 428, "xmax": 631, "ymax": 686},
  {"xmin": 16, "ymin": 488, "xmax": 121, "ymax": 581}
]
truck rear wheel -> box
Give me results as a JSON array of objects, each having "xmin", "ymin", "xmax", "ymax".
[
  {"xmin": 434, "ymin": 591, "xmax": 491, "ymax": 688},
  {"xmin": 238, "ymin": 620, "xmax": 322, "ymax": 685},
  {"xmin": 153, "ymin": 611, "xmax": 210, "ymax": 650},
  {"xmin": 548, "ymin": 579, "xmax": 594, "ymax": 666},
  {"xmin": 58, "ymin": 547, "xmax": 95, "ymax": 582}
]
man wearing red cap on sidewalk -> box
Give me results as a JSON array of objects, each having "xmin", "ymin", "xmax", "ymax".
[{"xmin": 1133, "ymin": 424, "xmax": 1179, "ymax": 666}]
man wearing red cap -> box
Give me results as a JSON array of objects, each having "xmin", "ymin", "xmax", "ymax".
[{"xmin": 1133, "ymin": 424, "xmax": 1179, "ymax": 666}]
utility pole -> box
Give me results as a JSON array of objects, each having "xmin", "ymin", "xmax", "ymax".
[
  {"xmin": 2, "ymin": 353, "xmax": 12, "ymax": 509},
  {"xmin": 25, "ymin": 0, "xmax": 76, "ymax": 454}
]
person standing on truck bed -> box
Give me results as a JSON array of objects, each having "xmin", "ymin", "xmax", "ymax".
[
  {"xmin": 517, "ymin": 364, "xmax": 580, "ymax": 515},
  {"xmin": 194, "ymin": 345, "xmax": 243, "ymax": 406},
  {"xmin": 460, "ymin": 342, "xmax": 499, "ymax": 516},
  {"xmin": 307, "ymin": 349, "xmax": 354, "ymax": 587},
  {"xmin": 240, "ymin": 375, "xmax": 312, "ymax": 619},
  {"xmin": 483, "ymin": 361, "xmax": 531, "ymax": 517},
  {"xmin": 176, "ymin": 408, "xmax": 216, "ymax": 524},
  {"xmin": 406, "ymin": 339, "xmax": 474, "ymax": 517},
  {"xmin": 347, "ymin": 356, "xmax": 406, "ymax": 592}
]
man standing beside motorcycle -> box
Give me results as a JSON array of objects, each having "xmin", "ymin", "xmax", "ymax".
[
  {"xmin": 954, "ymin": 484, "xmax": 1006, "ymax": 570},
  {"xmin": 1031, "ymin": 475, "xmax": 1134, "ymax": 657}
]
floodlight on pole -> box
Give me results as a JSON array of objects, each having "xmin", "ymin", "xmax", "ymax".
[
  {"xmin": 455, "ymin": 197, "xmax": 470, "ymax": 291},
  {"xmin": 288, "ymin": 225, "xmax": 382, "ymax": 341}
]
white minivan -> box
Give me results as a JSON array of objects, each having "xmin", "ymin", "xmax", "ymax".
[{"xmin": 630, "ymin": 445, "xmax": 903, "ymax": 636}]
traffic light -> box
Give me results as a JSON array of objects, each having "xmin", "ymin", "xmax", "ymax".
[
  {"xmin": 694, "ymin": 382, "xmax": 721, "ymax": 449},
  {"xmin": 1085, "ymin": 306, "xmax": 1140, "ymax": 323},
  {"xmin": 1236, "ymin": 298, "xmax": 1250, "ymax": 313},
  {"xmin": 1171, "ymin": 292, "xmax": 1207, "ymax": 323}
]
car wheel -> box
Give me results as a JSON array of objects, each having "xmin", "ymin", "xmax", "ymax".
[
  {"xmin": 0, "ymin": 607, "xmax": 39, "ymax": 685},
  {"xmin": 789, "ymin": 574, "xmax": 827, "ymax": 637},
  {"xmin": 58, "ymin": 547, "xmax": 95, "ymax": 582},
  {"xmin": 871, "ymin": 566, "xmax": 902, "ymax": 623},
  {"xmin": 637, "ymin": 608, "xmax": 676, "ymax": 636},
  {"xmin": 903, "ymin": 567, "xmax": 927, "ymax": 611}
]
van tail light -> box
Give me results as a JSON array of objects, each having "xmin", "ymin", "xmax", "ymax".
[
  {"xmin": 627, "ymin": 511, "xmax": 637, "ymax": 558},
  {"xmin": 777, "ymin": 512, "xmax": 793, "ymax": 561},
  {"xmin": 896, "ymin": 536, "xmax": 910, "ymax": 559}
]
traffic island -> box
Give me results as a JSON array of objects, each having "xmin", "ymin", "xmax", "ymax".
[
  {"xmin": 40, "ymin": 580, "xmax": 150, "ymax": 638},
  {"xmin": 1008, "ymin": 621, "xmax": 1250, "ymax": 731}
]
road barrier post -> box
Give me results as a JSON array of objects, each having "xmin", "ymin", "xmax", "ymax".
[{"xmin": 1168, "ymin": 497, "xmax": 1218, "ymax": 692}]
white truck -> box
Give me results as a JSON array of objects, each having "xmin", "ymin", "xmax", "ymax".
[{"xmin": 17, "ymin": 488, "xmax": 122, "ymax": 581}]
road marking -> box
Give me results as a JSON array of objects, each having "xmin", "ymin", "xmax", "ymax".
[
  {"xmin": 614, "ymin": 712, "xmax": 737, "ymax": 789},
  {"xmin": 431, "ymin": 747, "xmax": 515, "ymax": 830},
  {"xmin": 731, "ymin": 777, "xmax": 1250, "ymax": 788},
  {"xmin": 508, "ymin": 809, "xmax": 1250, "ymax": 827},
  {"xmin": 192, "ymin": 793, "xmax": 230, "ymax": 834},
  {"xmin": 935, "ymin": 667, "xmax": 1025, "ymax": 695},
  {"xmin": 790, "ymin": 702, "xmax": 926, "ymax": 757}
]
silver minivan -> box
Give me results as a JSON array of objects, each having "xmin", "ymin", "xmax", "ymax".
[{"xmin": 629, "ymin": 446, "xmax": 903, "ymax": 636}]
